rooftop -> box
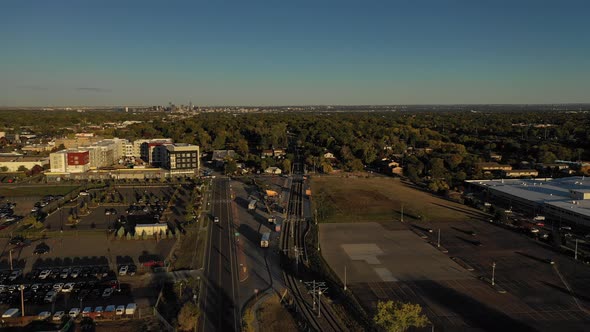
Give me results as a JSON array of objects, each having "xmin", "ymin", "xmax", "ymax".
[{"xmin": 466, "ymin": 176, "xmax": 590, "ymax": 218}]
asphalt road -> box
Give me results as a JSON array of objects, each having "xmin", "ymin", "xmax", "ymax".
[{"xmin": 200, "ymin": 178, "xmax": 240, "ymax": 332}]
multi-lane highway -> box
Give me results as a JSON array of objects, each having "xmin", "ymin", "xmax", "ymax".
[{"xmin": 200, "ymin": 177, "xmax": 240, "ymax": 332}]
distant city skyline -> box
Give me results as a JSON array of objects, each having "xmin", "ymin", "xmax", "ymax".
[{"xmin": 1, "ymin": 0, "xmax": 589, "ymax": 106}]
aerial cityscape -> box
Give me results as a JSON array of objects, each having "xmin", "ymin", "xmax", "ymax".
[{"xmin": 1, "ymin": 1, "xmax": 590, "ymax": 332}]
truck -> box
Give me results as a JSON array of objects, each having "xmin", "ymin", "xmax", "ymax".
[
  {"xmin": 260, "ymin": 232, "xmax": 270, "ymax": 248},
  {"xmin": 248, "ymin": 200, "xmax": 257, "ymax": 210}
]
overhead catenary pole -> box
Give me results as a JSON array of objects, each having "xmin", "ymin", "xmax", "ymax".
[
  {"xmin": 437, "ymin": 229, "xmax": 441, "ymax": 248},
  {"xmin": 9, "ymin": 249, "xmax": 13, "ymax": 271},
  {"xmin": 575, "ymin": 239, "xmax": 578, "ymax": 260},
  {"xmin": 317, "ymin": 290, "xmax": 322, "ymax": 318},
  {"xmin": 401, "ymin": 204, "xmax": 404, "ymax": 222},
  {"xmin": 492, "ymin": 262, "xmax": 496, "ymax": 286}
]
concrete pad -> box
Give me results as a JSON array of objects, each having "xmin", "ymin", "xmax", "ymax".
[{"xmin": 320, "ymin": 222, "xmax": 471, "ymax": 283}]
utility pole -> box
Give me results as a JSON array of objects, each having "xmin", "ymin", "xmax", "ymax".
[
  {"xmin": 9, "ymin": 249, "xmax": 13, "ymax": 271},
  {"xmin": 492, "ymin": 262, "xmax": 496, "ymax": 286},
  {"xmin": 437, "ymin": 229, "xmax": 441, "ymax": 248},
  {"xmin": 401, "ymin": 204, "xmax": 404, "ymax": 222},
  {"xmin": 20, "ymin": 284, "xmax": 25, "ymax": 316},
  {"xmin": 575, "ymin": 239, "xmax": 578, "ymax": 260},
  {"xmin": 344, "ymin": 265, "xmax": 347, "ymax": 291}
]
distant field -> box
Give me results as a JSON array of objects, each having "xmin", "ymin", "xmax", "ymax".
[
  {"xmin": 0, "ymin": 185, "xmax": 79, "ymax": 197},
  {"xmin": 310, "ymin": 175, "xmax": 485, "ymax": 223}
]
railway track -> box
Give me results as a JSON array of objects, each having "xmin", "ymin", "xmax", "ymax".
[{"xmin": 280, "ymin": 161, "xmax": 344, "ymax": 331}]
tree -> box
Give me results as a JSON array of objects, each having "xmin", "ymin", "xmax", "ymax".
[
  {"xmin": 177, "ymin": 301, "xmax": 200, "ymax": 331},
  {"xmin": 17, "ymin": 165, "xmax": 29, "ymax": 172},
  {"xmin": 374, "ymin": 300, "xmax": 428, "ymax": 332},
  {"xmin": 0, "ymin": 166, "xmax": 8, "ymax": 172}
]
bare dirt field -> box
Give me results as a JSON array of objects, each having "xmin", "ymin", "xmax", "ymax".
[{"xmin": 311, "ymin": 176, "xmax": 486, "ymax": 224}]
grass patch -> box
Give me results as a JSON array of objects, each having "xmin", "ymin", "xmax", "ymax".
[
  {"xmin": 311, "ymin": 175, "xmax": 484, "ymax": 224},
  {"xmin": 0, "ymin": 185, "xmax": 79, "ymax": 197},
  {"xmin": 255, "ymin": 294, "xmax": 298, "ymax": 332},
  {"xmin": 171, "ymin": 228, "xmax": 198, "ymax": 270}
]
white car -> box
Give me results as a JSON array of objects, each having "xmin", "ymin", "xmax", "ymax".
[
  {"xmin": 214, "ymin": 216, "xmax": 219, "ymax": 223},
  {"xmin": 61, "ymin": 283, "xmax": 75, "ymax": 293},
  {"xmin": 53, "ymin": 283, "xmax": 64, "ymax": 292},
  {"xmin": 37, "ymin": 311, "xmax": 52, "ymax": 320},
  {"xmin": 52, "ymin": 311, "xmax": 65, "ymax": 321},
  {"xmin": 68, "ymin": 308, "xmax": 80, "ymax": 318},
  {"xmin": 38, "ymin": 270, "xmax": 51, "ymax": 280},
  {"xmin": 80, "ymin": 191, "xmax": 90, "ymax": 196},
  {"xmin": 115, "ymin": 305, "xmax": 125, "ymax": 315},
  {"xmin": 118, "ymin": 265, "xmax": 128, "ymax": 276}
]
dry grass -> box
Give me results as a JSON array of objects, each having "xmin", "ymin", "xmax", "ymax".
[
  {"xmin": 256, "ymin": 294, "xmax": 298, "ymax": 332},
  {"xmin": 311, "ymin": 175, "xmax": 485, "ymax": 223}
]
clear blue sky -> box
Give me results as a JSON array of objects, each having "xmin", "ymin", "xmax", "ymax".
[{"xmin": 1, "ymin": 0, "xmax": 589, "ymax": 106}]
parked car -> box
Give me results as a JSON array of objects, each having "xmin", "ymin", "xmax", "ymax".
[
  {"xmin": 118, "ymin": 265, "xmax": 128, "ymax": 276},
  {"xmin": 69, "ymin": 307, "xmax": 80, "ymax": 318},
  {"xmin": 127, "ymin": 265, "xmax": 137, "ymax": 276},
  {"xmin": 115, "ymin": 305, "xmax": 125, "ymax": 315},
  {"xmin": 93, "ymin": 306, "xmax": 104, "ymax": 317},
  {"xmin": 70, "ymin": 267, "xmax": 81, "ymax": 279},
  {"xmin": 82, "ymin": 306, "xmax": 93, "ymax": 317},
  {"xmin": 8, "ymin": 270, "xmax": 22, "ymax": 282},
  {"xmin": 102, "ymin": 287, "xmax": 114, "ymax": 298},
  {"xmin": 125, "ymin": 303, "xmax": 137, "ymax": 315},
  {"xmin": 37, "ymin": 311, "xmax": 52, "ymax": 320},
  {"xmin": 2, "ymin": 308, "xmax": 20, "ymax": 318},
  {"xmin": 52, "ymin": 283, "xmax": 64, "ymax": 292},
  {"xmin": 44, "ymin": 291, "xmax": 57, "ymax": 303},
  {"xmin": 52, "ymin": 311, "xmax": 65, "ymax": 321},
  {"xmin": 61, "ymin": 283, "xmax": 75, "ymax": 293},
  {"xmin": 60, "ymin": 268, "xmax": 70, "ymax": 279}
]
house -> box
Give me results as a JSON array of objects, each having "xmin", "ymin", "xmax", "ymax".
[
  {"xmin": 476, "ymin": 162, "xmax": 513, "ymax": 172},
  {"xmin": 273, "ymin": 148, "xmax": 286, "ymax": 157},
  {"xmin": 211, "ymin": 150, "xmax": 236, "ymax": 167},
  {"xmin": 323, "ymin": 152, "xmax": 335, "ymax": 160},
  {"xmin": 264, "ymin": 167, "xmax": 282, "ymax": 175},
  {"xmin": 261, "ymin": 150, "xmax": 274, "ymax": 158},
  {"xmin": 489, "ymin": 153, "xmax": 502, "ymax": 161},
  {"xmin": 503, "ymin": 169, "xmax": 539, "ymax": 178}
]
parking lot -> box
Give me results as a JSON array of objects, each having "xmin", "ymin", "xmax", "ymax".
[
  {"xmin": 321, "ymin": 219, "xmax": 590, "ymax": 331},
  {"xmin": 0, "ymin": 261, "xmax": 138, "ymax": 318}
]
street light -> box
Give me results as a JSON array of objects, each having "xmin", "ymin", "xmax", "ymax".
[{"xmin": 20, "ymin": 284, "xmax": 25, "ymax": 317}]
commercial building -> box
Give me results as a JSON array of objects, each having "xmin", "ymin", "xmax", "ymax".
[
  {"xmin": 466, "ymin": 176, "xmax": 590, "ymax": 228},
  {"xmin": 50, "ymin": 149, "xmax": 90, "ymax": 173},
  {"xmin": 134, "ymin": 223, "xmax": 168, "ymax": 236},
  {"xmin": 163, "ymin": 144, "xmax": 200, "ymax": 175},
  {"xmin": 134, "ymin": 138, "xmax": 173, "ymax": 160},
  {"xmin": 0, "ymin": 156, "xmax": 49, "ymax": 172}
]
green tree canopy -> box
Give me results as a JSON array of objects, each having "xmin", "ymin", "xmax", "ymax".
[{"xmin": 374, "ymin": 300, "xmax": 428, "ymax": 332}]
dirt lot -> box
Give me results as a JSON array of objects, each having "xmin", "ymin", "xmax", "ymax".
[
  {"xmin": 311, "ymin": 176, "xmax": 486, "ymax": 224},
  {"xmin": 314, "ymin": 175, "xmax": 590, "ymax": 331},
  {"xmin": 320, "ymin": 220, "xmax": 590, "ymax": 331}
]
